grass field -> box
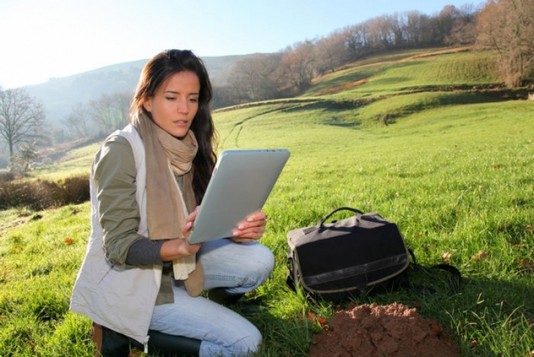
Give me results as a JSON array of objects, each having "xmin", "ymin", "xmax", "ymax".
[{"xmin": 1, "ymin": 47, "xmax": 533, "ymax": 356}]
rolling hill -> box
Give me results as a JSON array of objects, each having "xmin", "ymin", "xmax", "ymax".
[
  {"xmin": 6, "ymin": 46, "xmax": 534, "ymax": 356},
  {"xmin": 24, "ymin": 54, "xmax": 250, "ymax": 127},
  {"xmin": 33, "ymin": 46, "xmax": 523, "ymax": 179}
]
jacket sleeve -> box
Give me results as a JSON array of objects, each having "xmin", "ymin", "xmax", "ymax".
[{"xmin": 93, "ymin": 135, "xmax": 162, "ymax": 267}]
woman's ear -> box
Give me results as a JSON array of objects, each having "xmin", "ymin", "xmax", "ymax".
[{"xmin": 143, "ymin": 99, "xmax": 152, "ymax": 112}]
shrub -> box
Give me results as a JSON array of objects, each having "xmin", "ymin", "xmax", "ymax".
[
  {"xmin": 0, "ymin": 170, "xmax": 15, "ymax": 183},
  {"xmin": 54, "ymin": 176, "xmax": 91, "ymax": 206},
  {"xmin": 0, "ymin": 175, "xmax": 90, "ymax": 210}
]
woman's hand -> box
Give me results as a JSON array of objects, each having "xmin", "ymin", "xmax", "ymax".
[
  {"xmin": 183, "ymin": 206, "xmax": 200, "ymax": 237},
  {"xmin": 231, "ymin": 210, "xmax": 267, "ymax": 243},
  {"xmin": 159, "ymin": 207, "xmax": 201, "ymax": 262},
  {"xmin": 160, "ymin": 238, "xmax": 201, "ymax": 262}
]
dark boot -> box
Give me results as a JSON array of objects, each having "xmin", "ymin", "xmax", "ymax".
[
  {"xmin": 206, "ymin": 287, "xmax": 244, "ymax": 305},
  {"xmin": 92, "ymin": 322, "xmax": 142, "ymax": 357},
  {"xmin": 148, "ymin": 330, "xmax": 201, "ymax": 356}
]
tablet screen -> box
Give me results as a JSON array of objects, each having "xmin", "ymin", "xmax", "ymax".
[{"xmin": 188, "ymin": 149, "xmax": 290, "ymax": 244}]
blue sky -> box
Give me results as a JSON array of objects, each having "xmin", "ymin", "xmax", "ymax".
[{"xmin": 0, "ymin": 0, "xmax": 479, "ymax": 89}]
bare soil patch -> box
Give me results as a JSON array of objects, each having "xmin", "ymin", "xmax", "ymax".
[{"xmin": 308, "ymin": 302, "xmax": 461, "ymax": 357}]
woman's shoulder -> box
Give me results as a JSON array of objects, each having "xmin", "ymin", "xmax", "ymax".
[
  {"xmin": 101, "ymin": 134, "xmax": 133, "ymax": 157},
  {"xmin": 96, "ymin": 135, "xmax": 133, "ymax": 165},
  {"xmin": 93, "ymin": 135, "xmax": 136, "ymax": 180}
]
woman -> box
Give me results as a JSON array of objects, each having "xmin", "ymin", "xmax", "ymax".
[{"xmin": 70, "ymin": 49, "xmax": 275, "ymax": 356}]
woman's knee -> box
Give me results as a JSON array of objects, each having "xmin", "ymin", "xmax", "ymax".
[
  {"xmin": 244, "ymin": 243, "xmax": 275, "ymax": 282},
  {"xmin": 240, "ymin": 328, "xmax": 263, "ymax": 354},
  {"xmin": 201, "ymin": 326, "xmax": 262, "ymax": 356}
]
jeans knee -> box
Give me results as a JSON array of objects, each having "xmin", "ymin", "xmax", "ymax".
[
  {"xmin": 200, "ymin": 330, "xmax": 262, "ymax": 357},
  {"xmin": 235, "ymin": 327, "xmax": 263, "ymax": 355},
  {"xmin": 248, "ymin": 245, "xmax": 275, "ymax": 284}
]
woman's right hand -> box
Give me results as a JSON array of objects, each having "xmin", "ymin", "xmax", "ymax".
[
  {"xmin": 160, "ymin": 238, "xmax": 201, "ymax": 262},
  {"xmin": 182, "ymin": 206, "xmax": 200, "ymax": 237},
  {"xmin": 160, "ymin": 207, "xmax": 202, "ymax": 262}
]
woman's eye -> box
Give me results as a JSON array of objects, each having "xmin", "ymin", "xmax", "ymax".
[
  {"xmin": 165, "ymin": 97, "xmax": 176, "ymax": 101},
  {"xmin": 190, "ymin": 98, "xmax": 199, "ymax": 103}
]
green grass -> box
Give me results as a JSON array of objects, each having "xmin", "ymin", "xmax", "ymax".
[
  {"xmin": 1, "ymin": 47, "xmax": 533, "ymax": 356},
  {"xmin": 0, "ymin": 205, "xmax": 94, "ymax": 356},
  {"xmin": 30, "ymin": 143, "xmax": 101, "ymax": 181},
  {"xmin": 307, "ymin": 48, "xmax": 501, "ymax": 99}
]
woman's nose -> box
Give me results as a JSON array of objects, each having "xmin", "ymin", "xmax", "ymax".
[{"xmin": 177, "ymin": 98, "xmax": 189, "ymax": 113}]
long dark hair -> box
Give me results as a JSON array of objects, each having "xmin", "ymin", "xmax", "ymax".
[{"xmin": 131, "ymin": 49, "xmax": 217, "ymax": 203}]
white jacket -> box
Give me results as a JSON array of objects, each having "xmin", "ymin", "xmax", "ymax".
[{"xmin": 70, "ymin": 124, "xmax": 161, "ymax": 345}]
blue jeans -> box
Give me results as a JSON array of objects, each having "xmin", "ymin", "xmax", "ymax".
[{"xmin": 150, "ymin": 238, "xmax": 275, "ymax": 356}]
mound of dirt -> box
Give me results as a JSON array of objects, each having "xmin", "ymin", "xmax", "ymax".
[{"xmin": 308, "ymin": 302, "xmax": 460, "ymax": 357}]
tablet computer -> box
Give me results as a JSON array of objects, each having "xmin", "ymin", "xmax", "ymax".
[{"xmin": 188, "ymin": 149, "xmax": 290, "ymax": 244}]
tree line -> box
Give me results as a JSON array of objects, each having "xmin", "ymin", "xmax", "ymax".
[
  {"xmin": 216, "ymin": 0, "xmax": 532, "ymax": 106},
  {"xmin": 0, "ymin": 0, "xmax": 532, "ymax": 174},
  {"xmin": 217, "ymin": 4, "xmax": 477, "ymax": 105}
]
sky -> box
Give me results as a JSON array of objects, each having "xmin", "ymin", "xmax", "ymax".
[{"xmin": 0, "ymin": 0, "xmax": 477, "ymax": 89}]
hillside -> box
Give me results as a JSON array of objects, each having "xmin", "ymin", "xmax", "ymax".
[
  {"xmin": 24, "ymin": 54, "xmax": 251, "ymax": 127},
  {"xmin": 6, "ymin": 47, "xmax": 534, "ymax": 356},
  {"xmin": 34, "ymin": 47, "xmax": 518, "ymax": 178}
]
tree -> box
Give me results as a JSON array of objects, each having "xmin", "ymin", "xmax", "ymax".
[
  {"xmin": 314, "ymin": 31, "xmax": 350, "ymax": 74},
  {"xmin": 278, "ymin": 41, "xmax": 316, "ymax": 94},
  {"xmin": 343, "ymin": 23, "xmax": 370, "ymax": 60},
  {"xmin": 367, "ymin": 15, "xmax": 395, "ymax": 50},
  {"xmin": 228, "ymin": 53, "xmax": 283, "ymax": 103},
  {"xmin": 63, "ymin": 102, "xmax": 95, "ymax": 139},
  {"xmin": 477, "ymin": 0, "xmax": 534, "ymax": 87},
  {"xmin": 89, "ymin": 92, "xmax": 131, "ymax": 135},
  {"xmin": 0, "ymin": 88, "xmax": 46, "ymax": 158},
  {"xmin": 403, "ymin": 11, "xmax": 430, "ymax": 47},
  {"xmin": 444, "ymin": 4, "xmax": 478, "ymax": 46},
  {"xmin": 9, "ymin": 142, "xmax": 39, "ymax": 177}
]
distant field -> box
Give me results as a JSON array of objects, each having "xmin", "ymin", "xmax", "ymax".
[
  {"xmin": 307, "ymin": 48, "xmax": 500, "ymax": 98},
  {"xmin": 1, "ymin": 47, "xmax": 532, "ymax": 356},
  {"xmin": 31, "ymin": 142, "xmax": 100, "ymax": 180}
]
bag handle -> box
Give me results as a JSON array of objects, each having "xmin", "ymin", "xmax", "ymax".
[{"xmin": 319, "ymin": 207, "xmax": 364, "ymax": 227}]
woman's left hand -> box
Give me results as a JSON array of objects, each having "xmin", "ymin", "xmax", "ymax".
[{"xmin": 231, "ymin": 211, "xmax": 267, "ymax": 243}]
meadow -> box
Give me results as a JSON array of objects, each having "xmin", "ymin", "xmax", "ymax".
[{"xmin": 0, "ymin": 48, "xmax": 532, "ymax": 356}]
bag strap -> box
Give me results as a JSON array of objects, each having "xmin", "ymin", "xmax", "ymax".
[
  {"xmin": 301, "ymin": 207, "xmax": 366, "ymax": 234},
  {"xmin": 408, "ymin": 249, "xmax": 462, "ymax": 293},
  {"xmin": 319, "ymin": 207, "xmax": 364, "ymax": 227}
]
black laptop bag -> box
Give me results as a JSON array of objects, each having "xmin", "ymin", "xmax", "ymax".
[{"xmin": 286, "ymin": 207, "xmax": 410, "ymax": 302}]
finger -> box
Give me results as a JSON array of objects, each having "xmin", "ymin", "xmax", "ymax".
[
  {"xmin": 183, "ymin": 221, "xmax": 193, "ymax": 236},
  {"xmin": 188, "ymin": 206, "xmax": 200, "ymax": 221},
  {"xmin": 238, "ymin": 216, "xmax": 266, "ymax": 230},
  {"xmin": 246, "ymin": 210, "xmax": 266, "ymax": 222},
  {"xmin": 233, "ymin": 226, "xmax": 265, "ymax": 241},
  {"xmin": 235, "ymin": 221, "xmax": 266, "ymax": 233}
]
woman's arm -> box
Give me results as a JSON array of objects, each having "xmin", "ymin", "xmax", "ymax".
[
  {"xmin": 94, "ymin": 135, "xmax": 146, "ymax": 266},
  {"xmin": 94, "ymin": 136, "xmax": 199, "ymax": 266}
]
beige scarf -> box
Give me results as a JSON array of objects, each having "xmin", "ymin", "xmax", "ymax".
[{"xmin": 133, "ymin": 112, "xmax": 203, "ymax": 296}]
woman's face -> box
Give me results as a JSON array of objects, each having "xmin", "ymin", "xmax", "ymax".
[{"xmin": 143, "ymin": 70, "xmax": 200, "ymax": 138}]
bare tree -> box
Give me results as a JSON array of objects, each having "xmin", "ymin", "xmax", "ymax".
[
  {"xmin": 278, "ymin": 41, "xmax": 316, "ymax": 94},
  {"xmin": 0, "ymin": 88, "xmax": 46, "ymax": 158},
  {"xmin": 343, "ymin": 23, "xmax": 370, "ymax": 60},
  {"xmin": 367, "ymin": 15, "xmax": 394, "ymax": 50},
  {"xmin": 477, "ymin": 0, "xmax": 534, "ymax": 87},
  {"xmin": 444, "ymin": 4, "xmax": 478, "ymax": 46},
  {"xmin": 403, "ymin": 11, "xmax": 430, "ymax": 47},
  {"xmin": 314, "ymin": 31, "xmax": 350, "ymax": 74},
  {"xmin": 9, "ymin": 142, "xmax": 39, "ymax": 176},
  {"xmin": 89, "ymin": 92, "xmax": 131, "ymax": 135},
  {"xmin": 63, "ymin": 102, "xmax": 95, "ymax": 139},
  {"xmin": 228, "ymin": 53, "xmax": 282, "ymax": 102}
]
